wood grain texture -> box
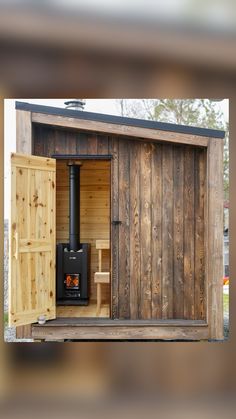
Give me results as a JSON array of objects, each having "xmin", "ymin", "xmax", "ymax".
[
  {"xmin": 32, "ymin": 112, "xmax": 209, "ymax": 147},
  {"xmin": 56, "ymin": 303, "xmax": 109, "ymax": 318},
  {"xmin": 94, "ymin": 272, "xmax": 110, "ymax": 283},
  {"xmin": 16, "ymin": 110, "xmax": 32, "ymax": 154},
  {"xmin": 97, "ymin": 135, "xmax": 109, "ymax": 154},
  {"xmin": 32, "ymin": 321, "xmax": 208, "ymax": 340},
  {"xmin": 109, "ymin": 137, "xmax": 119, "ymax": 319},
  {"xmin": 129, "ymin": 142, "xmax": 141, "ymax": 319},
  {"xmin": 118, "ymin": 139, "xmax": 130, "ymax": 319},
  {"xmin": 151, "ymin": 144, "xmax": 162, "ymax": 319},
  {"xmin": 56, "ymin": 159, "xmax": 111, "ymax": 307},
  {"xmin": 31, "ymin": 125, "xmax": 211, "ymax": 329},
  {"xmin": 184, "ymin": 147, "xmax": 195, "ymax": 320},
  {"xmin": 173, "ymin": 146, "xmax": 184, "ymax": 319},
  {"xmin": 140, "ymin": 142, "xmax": 152, "ymax": 319},
  {"xmin": 207, "ymin": 138, "xmax": 224, "ymax": 339},
  {"xmin": 162, "ymin": 145, "xmax": 174, "ymax": 319},
  {"xmin": 9, "ymin": 153, "xmax": 56, "ymax": 327},
  {"xmin": 194, "ymin": 148, "xmax": 206, "ymax": 320}
]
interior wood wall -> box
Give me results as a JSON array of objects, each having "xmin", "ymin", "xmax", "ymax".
[
  {"xmin": 33, "ymin": 124, "xmax": 207, "ymax": 321},
  {"xmin": 56, "ymin": 160, "xmax": 110, "ymax": 304},
  {"xmin": 33, "ymin": 125, "xmax": 110, "ymax": 309}
]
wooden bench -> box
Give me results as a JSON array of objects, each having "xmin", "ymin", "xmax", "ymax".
[{"xmin": 94, "ymin": 240, "xmax": 110, "ymax": 316}]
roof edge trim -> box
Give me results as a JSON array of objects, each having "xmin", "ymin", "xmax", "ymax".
[{"xmin": 15, "ymin": 101, "xmax": 225, "ymax": 139}]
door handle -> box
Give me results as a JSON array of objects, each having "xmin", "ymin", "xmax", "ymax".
[
  {"xmin": 14, "ymin": 231, "xmax": 19, "ymax": 260},
  {"xmin": 112, "ymin": 220, "xmax": 122, "ymax": 225}
]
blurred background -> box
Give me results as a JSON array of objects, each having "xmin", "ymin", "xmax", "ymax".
[{"xmin": 0, "ymin": 1, "xmax": 235, "ymax": 418}]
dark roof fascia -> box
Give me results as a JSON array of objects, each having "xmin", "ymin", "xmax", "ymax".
[{"xmin": 15, "ymin": 101, "xmax": 225, "ymax": 139}]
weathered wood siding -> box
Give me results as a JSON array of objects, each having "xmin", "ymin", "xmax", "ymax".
[
  {"xmin": 33, "ymin": 125, "xmax": 207, "ymax": 321},
  {"xmin": 110, "ymin": 137, "xmax": 207, "ymax": 321}
]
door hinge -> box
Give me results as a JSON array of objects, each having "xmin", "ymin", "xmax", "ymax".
[{"xmin": 112, "ymin": 220, "xmax": 122, "ymax": 225}]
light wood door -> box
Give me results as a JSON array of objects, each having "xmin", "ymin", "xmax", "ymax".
[{"xmin": 9, "ymin": 153, "xmax": 56, "ymax": 326}]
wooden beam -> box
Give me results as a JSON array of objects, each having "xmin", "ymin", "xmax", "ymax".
[
  {"xmin": 94, "ymin": 272, "xmax": 110, "ymax": 283},
  {"xmin": 16, "ymin": 110, "xmax": 32, "ymax": 154},
  {"xmin": 207, "ymin": 137, "xmax": 224, "ymax": 340},
  {"xmin": 32, "ymin": 319, "xmax": 208, "ymax": 340},
  {"xmin": 32, "ymin": 112, "xmax": 209, "ymax": 147},
  {"xmin": 96, "ymin": 239, "xmax": 110, "ymax": 249},
  {"xmin": 32, "ymin": 318, "xmax": 207, "ymax": 326}
]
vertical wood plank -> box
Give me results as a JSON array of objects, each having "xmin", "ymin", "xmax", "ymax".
[
  {"xmin": 44, "ymin": 127, "xmax": 56, "ymax": 157},
  {"xmin": 162, "ymin": 144, "xmax": 174, "ymax": 319},
  {"xmin": 173, "ymin": 146, "xmax": 184, "ymax": 319},
  {"xmin": 151, "ymin": 144, "xmax": 162, "ymax": 319},
  {"xmin": 109, "ymin": 137, "xmax": 119, "ymax": 319},
  {"xmin": 118, "ymin": 139, "xmax": 130, "ymax": 319},
  {"xmin": 87, "ymin": 133, "xmax": 98, "ymax": 154},
  {"xmin": 129, "ymin": 141, "xmax": 141, "ymax": 319},
  {"xmin": 97, "ymin": 135, "xmax": 109, "ymax": 155},
  {"xmin": 194, "ymin": 148, "xmax": 206, "ymax": 320},
  {"xmin": 16, "ymin": 110, "xmax": 32, "ymax": 154},
  {"xmin": 33, "ymin": 125, "xmax": 45, "ymax": 156},
  {"xmin": 140, "ymin": 142, "xmax": 152, "ymax": 319},
  {"xmin": 208, "ymin": 138, "xmax": 224, "ymax": 339},
  {"xmin": 184, "ymin": 147, "xmax": 195, "ymax": 320},
  {"xmin": 55, "ymin": 129, "xmax": 66, "ymax": 155},
  {"xmin": 65, "ymin": 130, "xmax": 77, "ymax": 155},
  {"xmin": 77, "ymin": 132, "xmax": 88, "ymax": 155}
]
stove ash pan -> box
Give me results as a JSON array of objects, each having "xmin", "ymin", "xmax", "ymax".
[{"xmin": 56, "ymin": 243, "xmax": 90, "ymax": 305}]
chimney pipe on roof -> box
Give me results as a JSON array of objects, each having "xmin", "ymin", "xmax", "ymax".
[{"xmin": 64, "ymin": 99, "xmax": 86, "ymax": 111}]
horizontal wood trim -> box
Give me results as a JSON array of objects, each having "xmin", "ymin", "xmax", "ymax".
[
  {"xmin": 32, "ymin": 112, "xmax": 209, "ymax": 147},
  {"xmin": 11, "ymin": 152, "xmax": 56, "ymax": 170},
  {"xmin": 96, "ymin": 240, "xmax": 110, "ymax": 249},
  {"xmin": 56, "ymin": 303, "xmax": 110, "ymax": 318},
  {"xmin": 94, "ymin": 272, "xmax": 110, "ymax": 283},
  {"xmin": 32, "ymin": 321, "xmax": 208, "ymax": 340},
  {"xmin": 52, "ymin": 154, "xmax": 113, "ymax": 160},
  {"xmin": 33, "ymin": 318, "xmax": 207, "ymax": 327}
]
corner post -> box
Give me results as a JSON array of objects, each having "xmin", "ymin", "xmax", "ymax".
[
  {"xmin": 16, "ymin": 110, "xmax": 32, "ymax": 154},
  {"xmin": 207, "ymin": 137, "xmax": 224, "ymax": 340}
]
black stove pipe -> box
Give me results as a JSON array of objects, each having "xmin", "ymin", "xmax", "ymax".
[{"xmin": 68, "ymin": 163, "xmax": 81, "ymax": 251}]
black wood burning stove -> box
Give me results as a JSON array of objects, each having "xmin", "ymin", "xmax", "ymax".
[{"xmin": 56, "ymin": 162, "xmax": 90, "ymax": 305}]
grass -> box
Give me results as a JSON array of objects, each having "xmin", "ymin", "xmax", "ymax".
[
  {"xmin": 223, "ymin": 292, "xmax": 229, "ymax": 316},
  {"xmin": 4, "ymin": 312, "xmax": 8, "ymax": 326}
]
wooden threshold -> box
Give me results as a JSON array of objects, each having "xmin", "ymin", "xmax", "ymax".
[{"xmin": 32, "ymin": 318, "xmax": 208, "ymax": 340}]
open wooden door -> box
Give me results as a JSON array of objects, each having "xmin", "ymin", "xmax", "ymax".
[{"xmin": 9, "ymin": 153, "xmax": 56, "ymax": 327}]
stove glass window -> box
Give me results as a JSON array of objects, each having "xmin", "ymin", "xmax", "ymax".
[{"xmin": 64, "ymin": 274, "xmax": 80, "ymax": 290}]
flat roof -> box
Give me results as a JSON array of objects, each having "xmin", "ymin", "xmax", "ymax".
[{"xmin": 15, "ymin": 101, "xmax": 225, "ymax": 139}]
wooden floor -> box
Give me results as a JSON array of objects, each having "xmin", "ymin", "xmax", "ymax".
[
  {"xmin": 56, "ymin": 303, "xmax": 110, "ymax": 318},
  {"xmin": 36, "ymin": 318, "xmax": 206, "ymax": 327}
]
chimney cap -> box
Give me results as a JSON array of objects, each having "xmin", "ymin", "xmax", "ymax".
[{"xmin": 64, "ymin": 99, "xmax": 86, "ymax": 110}]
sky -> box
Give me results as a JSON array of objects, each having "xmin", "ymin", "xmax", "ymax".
[{"xmin": 4, "ymin": 98, "xmax": 229, "ymax": 219}]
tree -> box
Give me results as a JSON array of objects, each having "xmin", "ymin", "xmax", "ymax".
[{"xmin": 117, "ymin": 99, "xmax": 229, "ymax": 200}]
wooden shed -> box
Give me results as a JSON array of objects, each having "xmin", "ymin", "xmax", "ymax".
[{"xmin": 9, "ymin": 101, "xmax": 225, "ymax": 341}]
